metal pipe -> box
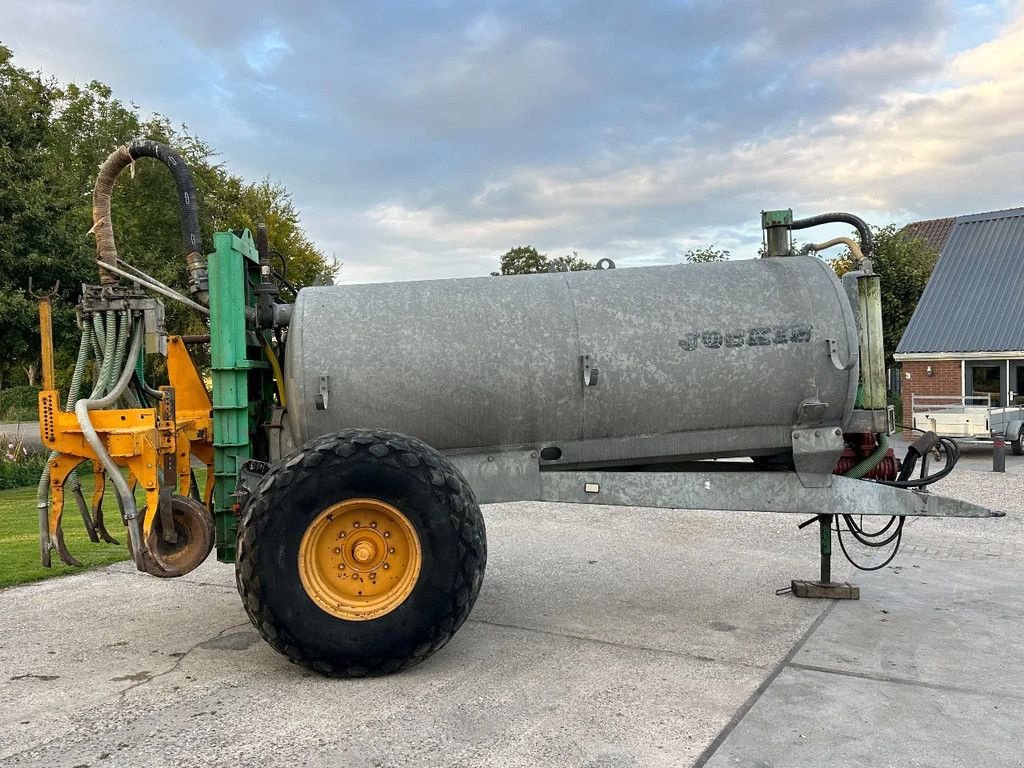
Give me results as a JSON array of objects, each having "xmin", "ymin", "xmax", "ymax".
[
  {"xmin": 96, "ymin": 261, "xmax": 210, "ymax": 315},
  {"xmin": 805, "ymin": 237, "xmax": 864, "ymax": 264},
  {"xmin": 819, "ymin": 515, "xmax": 832, "ymax": 583},
  {"xmin": 74, "ymin": 317, "xmax": 145, "ymax": 562},
  {"xmin": 115, "ymin": 258, "xmax": 191, "ymax": 300},
  {"xmin": 790, "ymin": 212, "xmax": 873, "ymax": 258}
]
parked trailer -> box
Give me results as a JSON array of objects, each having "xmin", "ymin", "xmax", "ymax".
[
  {"xmin": 33, "ymin": 140, "xmax": 1004, "ymax": 678},
  {"xmin": 911, "ymin": 394, "xmax": 1024, "ymax": 455}
]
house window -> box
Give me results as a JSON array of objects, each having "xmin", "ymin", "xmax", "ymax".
[{"xmin": 970, "ymin": 365, "xmax": 1000, "ymax": 403}]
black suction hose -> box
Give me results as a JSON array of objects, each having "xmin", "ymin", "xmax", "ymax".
[
  {"xmin": 789, "ymin": 212, "xmax": 874, "ymax": 258},
  {"xmin": 92, "ymin": 139, "xmax": 209, "ymax": 305},
  {"xmin": 126, "ymin": 140, "xmax": 202, "ymax": 258}
]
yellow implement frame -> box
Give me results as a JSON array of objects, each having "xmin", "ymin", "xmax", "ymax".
[{"xmin": 38, "ymin": 332, "xmax": 214, "ymax": 549}]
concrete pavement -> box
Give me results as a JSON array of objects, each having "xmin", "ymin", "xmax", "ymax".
[{"xmin": 0, "ymin": 463, "xmax": 1020, "ymax": 767}]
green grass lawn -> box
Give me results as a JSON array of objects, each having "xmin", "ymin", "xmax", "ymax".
[
  {"xmin": 0, "ymin": 467, "xmax": 209, "ymax": 589},
  {"xmin": 0, "ymin": 472, "xmax": 131, "ymax": 588}
]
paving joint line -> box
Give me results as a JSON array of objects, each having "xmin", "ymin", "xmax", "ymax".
[
  {"xmin": 691, "ymin": 600, "xmax": 838, "ymax": 767},
  {"xmin": 785, "ymin": 661, "xmax": 1024, "ymax": 703}
]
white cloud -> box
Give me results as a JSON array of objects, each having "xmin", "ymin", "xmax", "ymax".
[{"xmin": 325, "ymin": 3, "xmax": 1024, "ymax": 281}]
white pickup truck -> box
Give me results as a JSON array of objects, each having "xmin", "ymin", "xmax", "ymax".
[{"xmin": 911, "ymin": 394, "xmax": 1024, "ymax": 454}]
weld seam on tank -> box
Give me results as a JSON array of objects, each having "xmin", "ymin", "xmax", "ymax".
[{"xmin": 561, "ymin": 271, "xmax": 585, "ymax": 441}]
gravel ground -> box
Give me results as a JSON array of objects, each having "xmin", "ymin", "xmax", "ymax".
[{"xmin": 897, "ymin": 467, "xmax": 1022, "ymax": 563}]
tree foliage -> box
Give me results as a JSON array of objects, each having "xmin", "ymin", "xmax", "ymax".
[
  {"xmin": 683, "ymin": 246, "xmax": 730, "ymax": 263},
  {"xmin": 493, "ymin": 246, "xmax": 594, "ymax": 275},
  {"xmin": 0, "ymin": 45, "xmax": 332, "ymax": 388},
  {"xmin": 828, "ymin": 224, "xmax": 939, "ymax": 363}
]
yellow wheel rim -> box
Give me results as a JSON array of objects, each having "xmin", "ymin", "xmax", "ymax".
[{"xmin": 298, "ymin": 498, "xmax": 422, "ymax": 621}]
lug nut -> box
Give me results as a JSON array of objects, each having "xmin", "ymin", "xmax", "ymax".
[{"xmin": 383, "ymin": 532, "xmax": 391, "ymax": 538}]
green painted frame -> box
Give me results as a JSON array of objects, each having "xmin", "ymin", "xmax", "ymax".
[{"xmin": 208, "ymin": 229, "xmax": 271, "ymax": 562}]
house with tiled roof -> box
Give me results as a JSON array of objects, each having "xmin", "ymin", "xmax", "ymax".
[{"xmin": 895, "ymin": 207, "xmax": 1024, "ymax": 423}]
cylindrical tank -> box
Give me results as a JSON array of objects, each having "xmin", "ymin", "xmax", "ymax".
[{"xmin": 284, "ymin": 255, "xmax": 859, "ymax": 464}]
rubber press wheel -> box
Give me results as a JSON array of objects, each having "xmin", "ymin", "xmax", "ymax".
[{"xmin": 235, "ymin": 429, "xmax": 487, "ymax": 677}]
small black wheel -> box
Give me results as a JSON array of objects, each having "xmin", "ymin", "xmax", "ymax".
[
  {"xmin": 236, "ymin": 429, "xmax": 486, "ymax": 677},
  {"xmin": 1011, "ymin": 427, "xmax": 1024, "ymax": 456}
]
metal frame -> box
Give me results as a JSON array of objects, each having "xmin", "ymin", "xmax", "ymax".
[
  {"xmin": 208, "ymin": 229, "xmax": 271, "ymax": 562},
  {"xmin": 447, "ymin": 449, "xmax": 1000, "ymax": 519}
]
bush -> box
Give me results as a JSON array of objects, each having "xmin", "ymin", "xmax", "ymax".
[
  {"xmin": 888, "ymin": 391, "xmax": 904, "ymax": 426},
  {"xmin": 0, "ymin": 385, "xmax": 41, "ymax": 421},
  {"xmin": 0, "ymin": 434, "xmax": 47, "ymax": 490}
]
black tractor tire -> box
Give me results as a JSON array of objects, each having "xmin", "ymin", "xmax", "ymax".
[
  {"xmin": 235, "ymin": 429, "xmax": 487, "ymax": 677},
  {"xmin": 1012, "ymin": 427, "xmax": 1024, "ymax": 456}
]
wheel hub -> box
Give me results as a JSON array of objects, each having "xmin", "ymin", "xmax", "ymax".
[{"xmin": 298, "ymin": 498, "xmax": 421, "ymax": 621}]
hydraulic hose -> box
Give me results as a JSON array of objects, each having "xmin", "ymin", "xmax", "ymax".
[
  {"xmin": 92, "ymin": 139, "xmax": 209, "ymax": 305},
  {"xmin": 261, "ymin": 338, "xmax": 288, "ymax": 408},
  {"xmin": 75, "ymin": 317, "xmax": 146, "ymax": 562},
  {"xmin": 135, "ymin": 348, "xmax": 163, "ymax": 400},
  {"xmin": 790, "ymin": 212, "xmax": 873, "ymax": 258}
]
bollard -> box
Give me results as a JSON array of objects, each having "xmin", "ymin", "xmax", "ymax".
[{"xmin": 994, "ymin": 438, "xmax": 1006, "ymax": 473}]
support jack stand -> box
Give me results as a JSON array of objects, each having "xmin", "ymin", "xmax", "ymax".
[{"xmin": 791, "ymin": 514, "xmax": 860, "ymax": 600}]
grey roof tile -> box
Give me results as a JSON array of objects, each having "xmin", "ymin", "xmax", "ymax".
[{"xmin": 896, "ymin": 207, "xmax": 1024, "ymax": 355}]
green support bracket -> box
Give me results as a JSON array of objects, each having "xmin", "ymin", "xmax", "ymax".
[
  {"xmin": 208, "ymin": 229, "xmax": 266, "ymax": 563},
  {"xmin": 760, "ymin": 208, "xmax": 793, "ymax": 229}
]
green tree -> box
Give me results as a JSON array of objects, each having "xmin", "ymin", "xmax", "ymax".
[
  {"xmin": 215, "ymin": 176, "xmax": 337, "ymax": 289},
  {"xmin": 0, "ymin": 45, "xmax": 332, "ymax": 389},
  {"xmin": 683, "ymin": 246, "xmax": 730, "ymax": 263},
  {"xmin": 493, "ymin": 246, "xmax": 593, "ymax": 275},
  {"xmin": 828, "ymin": 224, "xmax": 939, "ymax": 363},
  {"xmin": 0, "ymin": 44, "xmax": 79, "ymax": 387}
]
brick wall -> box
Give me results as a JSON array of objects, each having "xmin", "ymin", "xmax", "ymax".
[{"xmin": 899, "ymin": 359, "xmax": 961, "ymax": 431}]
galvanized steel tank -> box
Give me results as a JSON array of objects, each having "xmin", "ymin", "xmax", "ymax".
[{"xmin": 284, "ymin": 255, "xmax": 859, "ymax": 464}]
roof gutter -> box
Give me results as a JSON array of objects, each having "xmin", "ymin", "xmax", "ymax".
[{"xmin": 894, "ymin": 351, "xmax": 1024, "ymax": 361}]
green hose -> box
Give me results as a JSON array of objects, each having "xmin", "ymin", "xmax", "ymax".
[
  {"xmin": 92, "ymin": 312, "xmax": 106, "ymax": 353},
  {"xmin": 110, "ymin": 311, "xmax": 130, "ymax": 389},
  {"xmin": 65, "ymin": 323, "xmax": 94, "ymax": 411},
  {"xmin": 845, "ymin": 433, "xmax": 888, "ymax": 478},
  {"xmin": 91, "ymin": 312, "xmax": 118, "ymax": 398}
]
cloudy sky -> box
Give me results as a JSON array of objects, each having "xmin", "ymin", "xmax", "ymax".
[{"xmin": 2, "ymin": 0, "xmax": 1022, "ymax": 282}]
